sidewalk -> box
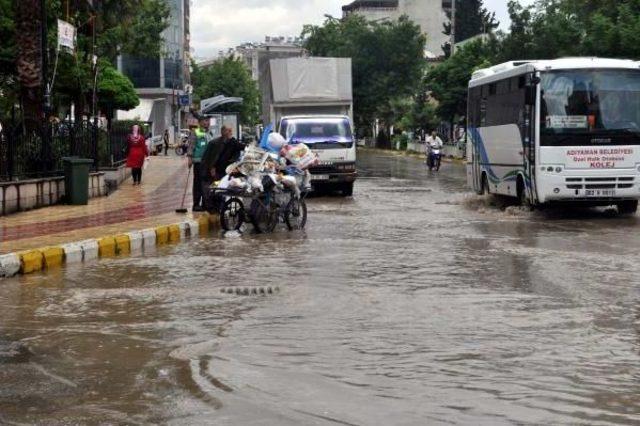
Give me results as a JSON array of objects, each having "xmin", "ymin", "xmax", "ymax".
[{"xmin": 0, "ymin": 156, "xmax": 201, "ymax": 255}]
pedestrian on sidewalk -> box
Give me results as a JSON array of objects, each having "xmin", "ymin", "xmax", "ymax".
[
  {"xmin": 187, "ymin": 117, "xmax": 212, "ymax": 211},
  {"xmin": 126, "ymin": 124, "xmax": 149, "ymax": 185},
  {"xmin": 163, "ymin": 129, "xmax": 170, "ymax": 156}
]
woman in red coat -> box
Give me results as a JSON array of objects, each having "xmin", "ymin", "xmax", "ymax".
[{"xmin": 126, "ymin": 125, "xmax": 149, "ymax": 185}]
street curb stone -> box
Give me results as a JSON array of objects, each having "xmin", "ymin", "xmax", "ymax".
[
  {"xmin": 1, "ymin": 213, "xmax": 215, "ymax": 280},
  {"xmin": 61, "ymin": 243, "xmax": 83, "ymax": 264},
  {"xmin": 0, "ymin": 254, "xmax": 21, "ymax": 278}
]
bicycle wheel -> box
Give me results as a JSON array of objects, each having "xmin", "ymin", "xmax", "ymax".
[
  {"xmin": 285, "ymin": 197, "xmax": 307, "ymax": 230},
  {"xmin": 175, "ymin": 146, "xmax": 183, "ymax": 156},
  {"xmin": 220, "ymin": 198, "xmax": 245, "ymax": 231},
  {"xmin": 249, "ymin": 198, "xmax": 278, "ymax": 233}
]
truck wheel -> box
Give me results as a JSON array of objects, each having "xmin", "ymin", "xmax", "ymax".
[
  {"xmin": 341, "ymin": 182, "xmax": 354, "ymax": 197},
  {"xmin": 617, "ymin": 200, "xmax": 638, "ymax": 215}
]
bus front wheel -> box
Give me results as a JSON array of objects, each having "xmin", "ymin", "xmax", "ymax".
[{"xmin": 617, "ymin": 200, "xmax": 638, "ymax": 215}]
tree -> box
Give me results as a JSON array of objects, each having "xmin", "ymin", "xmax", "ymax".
[
  {"xmin": 442, "ymin": 0, "xmax": 499, "ymax": 56},
  {"xmin": 302, "ymin": 15, "xmax": 427, "ymax": 131},
  {"xmin": 191, "ymin": 57, "xmax": 261, "ymax": 125},
  {"xmin": 2, "ymin": 0, "xmax": 170, "ymax": 124},
  {"xmin": 15, "ymin": 0, "xmax": 43, "ymax": 121},
  {"xmin": 98, "ymin": 62, "xmax": 140, "ymax": 122},
  {"xmin": 97, "ymin": 0, "xmax": 171, "ymax": 62},
  {"xmin": 426, "ymin": 38, "xmax": 497, "ymax": 123}
]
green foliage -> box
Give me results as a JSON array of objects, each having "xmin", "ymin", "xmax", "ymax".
[
  {"xmin": 429, "ymin": 0, "xmax": 640, "ymax": 124},
  {"xmin": 1, "ymin": 0, "xmax": 170, "ymax": 122},
  {"xmin": 191, "ymin": 57, "xmax": 261, "ymax": 125},
  {"xmin": 98, "ymin": 62, "xmax": 140, "ymax": 115},
  {"xmin": 97, "ymin": 0, "xmax": 171, "ymax": 61},
  {"xmin": 426, "ymin": 39, "xmax": 497, "ymax": 121},
  {"xmin": 0, "ymin": 0, "xmax": 15, "ymax": 76},
  {"xmin": 302, "ymin": 15, "xmax": 427, "ymax": 129},
  {"xmin": 498, "ymin": 0, "xmax": 640, "ymax": 61}
]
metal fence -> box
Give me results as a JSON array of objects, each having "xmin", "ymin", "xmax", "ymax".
[{"xmin": 0, "ymin": 119, "xmax": 130, "ymax": 182}]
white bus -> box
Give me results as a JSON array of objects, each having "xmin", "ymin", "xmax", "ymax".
[{"xmin": 467, "ymin": 58, "xmax": 640, "ymax": 214}]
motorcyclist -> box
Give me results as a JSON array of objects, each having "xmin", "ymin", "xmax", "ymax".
[
  {"xmin": 425, "ymin": 131, "xmax": 443, "ymax": 168},
  {"xmin": 426, "ymin": 131, "xmax": 444, "ymax": 151}
]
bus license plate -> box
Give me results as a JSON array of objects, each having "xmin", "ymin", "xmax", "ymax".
[
  {"xmin": 585, "ymin": 189, "xmax": 616, "ymax": 197},
  {"xmin": 312, "ymin": 175, "xmax": 330, "ymax": 181}
]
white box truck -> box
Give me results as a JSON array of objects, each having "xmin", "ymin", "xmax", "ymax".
[{"xmin": 269, "ymin": 57, "xmax": 357, "ymax": 196}]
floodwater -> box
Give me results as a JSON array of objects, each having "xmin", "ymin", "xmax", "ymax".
[{"xmin": 2, "ymin": 150, "xmax": 640, "ymax": 425}]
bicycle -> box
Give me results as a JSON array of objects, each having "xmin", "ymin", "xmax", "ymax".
[{"xmin": 214, "ymin": 186, "xmax": 308, "ymax": 233}]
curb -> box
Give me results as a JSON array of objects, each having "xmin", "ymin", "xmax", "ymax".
[{"xmin": 0, "ymin": 213, "xmax": 218, "ymax": 279}]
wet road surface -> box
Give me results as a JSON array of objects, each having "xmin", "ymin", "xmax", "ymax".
[{"xmin": 1, "ymin": 150, "xmax": 640, "ymax": 425}]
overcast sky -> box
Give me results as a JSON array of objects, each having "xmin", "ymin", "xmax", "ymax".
[{"xmin": 191, "ymin": 0, "xmax": 535, "ymax": 59}]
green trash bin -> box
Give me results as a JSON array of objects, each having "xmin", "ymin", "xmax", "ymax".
[{"xmin": 62, "ymin": 157, "xmax": 94, "ymax": 205}]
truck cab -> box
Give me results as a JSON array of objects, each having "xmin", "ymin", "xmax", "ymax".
[{"xmin": 279, "ymin": 115, "xmax": 357, "ymax": 196}]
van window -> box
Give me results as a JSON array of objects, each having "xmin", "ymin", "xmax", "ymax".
[{"xmin": 280, "ymin": 118, "xmax": 353, "ymax": 143}]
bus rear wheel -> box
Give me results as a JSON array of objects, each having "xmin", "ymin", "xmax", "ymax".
[{"xmin": 617, "ymin": 200, "xmax": 638, "ymax": 215}]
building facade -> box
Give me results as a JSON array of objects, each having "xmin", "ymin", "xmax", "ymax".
[
  {"xmin": 117, "ymin": 0, "xmax": 190, "ymax": 142},
  {"xmin": 342, "ymin": 0, "xmax": 451, "ymax": 58}
]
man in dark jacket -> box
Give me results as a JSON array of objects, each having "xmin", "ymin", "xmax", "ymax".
[
  {"xmin": 201, "ymin": 126, "xmax": 244, "ymax": 181},
  {"xmin": 200, "ymin": 126, "xmax": 244, "ymax": 209}
]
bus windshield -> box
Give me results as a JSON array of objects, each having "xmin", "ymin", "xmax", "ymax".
[
  {"xmin": 541, "ymin": 69, "xmax": 640, "ymax": 145},
  {"xmin": 279, "ymin": 118, "xmax": 353, "ymax": 148}
]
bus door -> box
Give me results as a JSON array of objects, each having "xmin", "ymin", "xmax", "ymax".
[
  {"xmin": 523, "ymin": 74, "xmax": 540, "ymax": 203},
  {"xmin": 473, "ymin": 98, "xmax": 487, "ymax": 192}
]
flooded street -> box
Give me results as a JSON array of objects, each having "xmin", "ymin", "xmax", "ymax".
[{"xmin": 2, "ymin": 150, "xmax": 640, "ymax": 425}]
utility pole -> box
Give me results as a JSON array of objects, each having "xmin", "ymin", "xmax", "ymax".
[{"xmin": 450, "ymin": 0, "xmax": 456, "ymax": 56}]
